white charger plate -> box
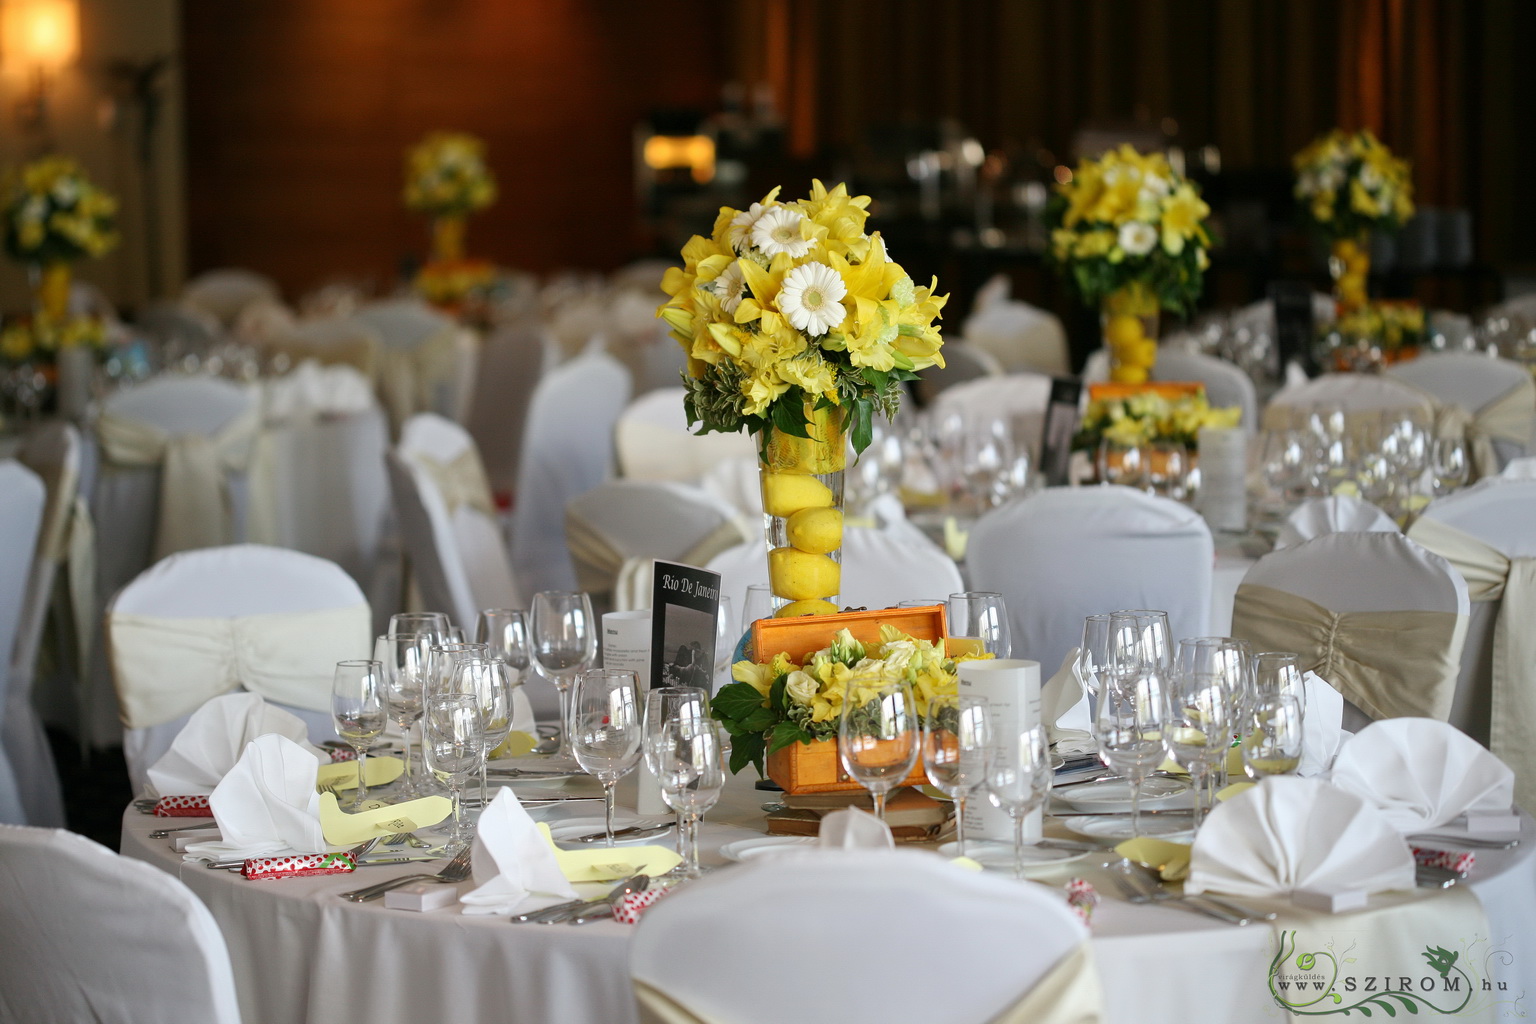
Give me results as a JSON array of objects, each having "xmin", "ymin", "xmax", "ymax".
[
  {"xmin": 1058, "ymin": 813, "xmax": 1195, "ymax": 843},
  {"xmin": 1054, "ymin": 775, "xmax": 1194, "ymax": 814},
  {"xmin": 718, "ymin": 837, "xmax": 817, "ymax": 862},
  {"xmin": 937, "ymin": 840, "xmax": 1086, "ymax": 873},
  {"xmin": 548, "ymin": 816, "xmax": 670, "ymax": 846}
]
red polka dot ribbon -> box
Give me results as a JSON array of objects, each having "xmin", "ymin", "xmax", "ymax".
[
  {"xmin": 1411, "ymin": 847, "xmax": 1474, "ymax": 877},
  {"xmin": 153, "ymin": 795, "xmax": 212, "ymax": 817},
  {"xmin": 613, "ymin": 887, "xmax": 672, "ymax": 925},
  {"xmin": 1064, "ymin": 878, "xmax": 1099, "ymax": 927},
  {"xmin": 241, "ymin": 852, "xmax": 358, "ymax": 880}
]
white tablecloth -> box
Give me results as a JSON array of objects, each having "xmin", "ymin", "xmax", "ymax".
[{"xmin": 122, "ymin": 771, "xmax": 1535, "ymax": 1024}]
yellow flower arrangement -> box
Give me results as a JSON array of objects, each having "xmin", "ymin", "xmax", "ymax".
[
  {"xmin": 402, "ymin": 132, "xmax": 497, "ymax": 217},
  {"xmin": 1329, "ymin": 300, "xmax": 1426, "ymax": 353},
  {"xmin": 1046, "ymin": 145, "xmax": 1213, "ymax": 316},
  {"xmin": 1073, "ymin": 390, "xmax": 1241, "ymax": 452},
  {"xmin": 0, "ymin": 312, "xmax": 107, "ymax": 365},
  {"xmin": 658, "ymin": 180, "xmax": 947, "ymax": 455},
  {"xmin": 712, "ymin": 625, "xmax": 989, "ymax": 775},
  {"xmin": 3, "ymin": 156, "xmax": 119, "ymax": 265},
  {"xmin": 1293, "ymin": 129, "xmax": 1414, "ymax": 241}
]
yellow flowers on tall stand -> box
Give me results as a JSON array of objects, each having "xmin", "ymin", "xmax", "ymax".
[
  {"xmin": 402, "ymin": 132, "xmax": 497, "ymax": 308},
  {"xmin": 1102, "ymin": 280, "xmax": 1161, "ymax": 384}
]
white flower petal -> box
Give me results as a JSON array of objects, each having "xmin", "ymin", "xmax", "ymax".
[{"xmin": 751, "ymin": 207, "xmax": 815, "ymax": 259}]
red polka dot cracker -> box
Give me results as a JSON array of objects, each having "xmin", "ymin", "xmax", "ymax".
[
  {"xmin": 1411, "ymin": 847, "xmax": 1474, "ymax": 877},
  {"xmin": 328, "ymin": 748, "xmax": 357, "ymax": 763},
  {"xmin": 613, "ymin": 887, "xmax": 672, "ymax": 925},
  {"xmin": 153, "ymin": 795, "xmax": 212, "ymax": 817},
  {"xmin": 241, "ymin": 852, "xmax": 358, "ymax": 880},
  {"xmin": 1064, "ymin": 878, "xmax": 1099, "ymax": 927}
]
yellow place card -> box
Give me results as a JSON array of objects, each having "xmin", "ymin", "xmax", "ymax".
[
  {"xmin": 943, "ymin": 517, "xmax": 970, "ymax": 561},
  {"xmin": 947, "ymin": 636, "xmax": 985, "ymax": 659},
  {"xmin": 317, "ymin": 756, "xmax": 403, "ymax": 793},
  {"xmin": 537, "ymin": 822, "xmax": 682, "ymax": 882},
  {"xmin": 949, "ymin": 856, "xmax": 984, "ymax": 873},
  {"xmin": 1115, "ymin": 836, "xmax": 1192, "ymax": 881},
  {"xmin": 318, "ymin": 791, "xmax": 451, "ymax": 845},
  {"xmin": 489, "ymin": 731, "xmax": 538, "ymax": 759}
]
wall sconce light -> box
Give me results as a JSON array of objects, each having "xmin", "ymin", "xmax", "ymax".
[{"xmin": 2, "ymin": 0, "xmax": 79, "ymax": 131}]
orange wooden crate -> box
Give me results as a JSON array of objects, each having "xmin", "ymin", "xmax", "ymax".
[
  {"xmin": 1087, "ymin": 381, "xmax": 1206, "ymax": 402},
  {"xmin": 754, "ymin": 605, "xmax": 945, "ymax": 794}
]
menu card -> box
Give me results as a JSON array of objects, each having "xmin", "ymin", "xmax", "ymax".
[
  {"xmin": 957, "ymin": 659, "xmax": 1043, "ymax": 843},
  {"xmin": 648, "ymin": 561, "xmax": 723, "ymax": 692}
]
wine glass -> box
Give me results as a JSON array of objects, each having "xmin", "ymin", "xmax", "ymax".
[
  {"xmin": 331, "ymin": 660, "xmax": 385, "ymax": 809},
  {"xmin": 1241, "ymin": 693, "xmax": 1305, "ymax": 781},
  {"xmin": 570, "ymin": 669, "xmax": 643, "ymax": 846},
  {"xmin": 713, "ymin": 594, "xmax": 735, "ymax": 691},
  {"xmin": 947, "ymin": 592, "xmax": 1011, "ymax": 658},
  {"xmin": 1148, "ymin": 441, "xmax": 1189, "ymax": 501},
  {"xmin": 1164, "ymin": 670, "xmax": 1233, "ymax": 830},
  {"xmin": 426, "ymin": 642, "xmax": 490, "ymax": 697},
  {"xmin": 447, "ymin": 656, "xmax": 516, "ymax": 809},
  {"xmin": 1431, "ymin": 437, "xmax": 1469, "ymax": 496},
  {"xmin": 656, "ymin": 718, "xmax": 725, "ymax": 879},
  {"xmin": 740, "ymin": 584, "xmax": 774, "ymax": 633},
  {"xmin": 921, "ymin": 693, "xmax": 990, "ymax": 858},
  {"xmin": 421, "ymin": 693, "xmax": 485, "ymax": 852},
  {"xmin": 389, "ymin": 612, "xmax": 450, "ymax": 642},
  {"xmin": 476, "ymin": 609, "xmax": 530, "ymax": 677},
  {"xmin": 1098, "ymin": 438, "xmax": 1147, "ymax": 490},
  {"xmin": 1077, "ymin": 614, "xmax": 1112, "ymax": 701},
  {"xmin": 1107, "ymin": 609, "xmax": 1172, "ymax": 676},
  {"xmin": 375, "ymin": 632, "xmax": 433, "ymax": 797},
  {"xmin": 644, "ymin": 686, "xmax": 710, "ymax": 866},
  {"xmin": 1093, "ymin": 670, "xmax": 1169, "ymax": 837},
  {"xmin": 1252, "ymin": 651, "xmax": 1305, "ymax": 703},
  {"xmin": 986, "ymin": 724, "xmax": 1051, "ymax": 879},
  {"xmin": 531, "ymin": 591, "xmax": 597, "ymax": 760},
  {"xmin": 838, "ymin": 679, "xmax": 918, "ymax": 821}
]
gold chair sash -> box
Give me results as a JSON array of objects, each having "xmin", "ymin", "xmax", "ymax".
[
  {"xmin": 1231, "ymin": 584, "xmax": 1466, "ymax": 722},
  {"xmin": 378, "ymin": 325, "xmax": 463, "ymax": 431},
  {"xmin": 1407, "ymin": 515, "xmax": 1536, "ymax": 807},
  {"xmin": 96, "ymin": 401, "xmax": 260, "ymax": 561},
  {"xmin": 634, "ymin": 942, "xmax": 1102, "ymax": 1024},
  {"xmin": 1468, "ymin": 376, "xmax": 1536, "ymax": 478},
  {"xmin": 107, "ymin": 604, "xmax": 371, "ymax": 728},
  {"xmin": 414, "ymin": 447, "xmax": 496, "ymax": 518},
  {"xmin": 565, "ymin": 513, "xmax": 747, "ymax": 598}
]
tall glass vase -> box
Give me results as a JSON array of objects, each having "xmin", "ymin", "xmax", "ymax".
[
  {"xmin": 1329, "ymin": 233, "xmax": 1370, "ymax": 314},
  {"xmin": 431, "ymin": 215, "xmax": 467, "ymax": 263},
  {"xmin": 757, "ymin": 402, "xmax": 845, "ymax": 617},
  {"xmin": 33, "ymin": 262, "xmax": 72, "ymax": 321},
  {"xmin": 1102, "ymin": 281, "xmax": 1160, "ymax": 385}
]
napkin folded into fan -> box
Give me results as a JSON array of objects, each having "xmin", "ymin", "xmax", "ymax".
[
  {"xmin": 818, "ymin": 807, "xmax": 894, "ymax": 850},
  {"xmin": 184, "ymin": 733, "xmax": 328, "ymax": 861},
  {"xmin": 148, "ymin": 692, "xmax": 323, "ymax": 797},
  {"xmin": 1330, "ymin": 718, "xmax": 1515, "ymax": 833},
  {"xmin": 1185, "ymin": 776, "xmax": 1414, "ymax": 899},
  {"xmin": 1049, "ymin": 648, "xmax": 1092, "ymax": 751},
  {"xmin": 460, "ymin": 790, "xmax": 579, "ymax": 916},
  {"xmin": 1297, "ymin": 670, "xmax": 1345, "ymax": 778}
]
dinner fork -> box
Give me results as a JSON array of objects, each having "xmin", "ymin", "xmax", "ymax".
[
  {"xmin": 1109, "ymin": 859, "xmax": 1251, "ymax": 925},
  {"xmin": 337, "ymin": 846, "xmax": 473, "ymax": 901}
]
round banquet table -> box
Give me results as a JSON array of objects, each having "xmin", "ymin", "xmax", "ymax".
[{"xmin": 122, "ymin": 773, "xmax": 1536, "ymax": 1024}]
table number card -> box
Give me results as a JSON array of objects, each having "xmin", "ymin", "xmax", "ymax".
[
  {"xmin": 958, "ymin": 659, "xmax": 1043, "ymax": 844},
  {"xmin": 648, "ymin": 561, "xmax": 723, "ymax": 692}
]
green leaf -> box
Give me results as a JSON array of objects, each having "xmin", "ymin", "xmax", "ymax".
[
  {"xmin": 769, "ymin": 674, "xmax": 789, "ymax": 714},
  {"xmin": 850, "ymin": 398, "xmax": 874, "ymax": 455},
  {"xmin": 737, "ymin": 707, "xmax": 778, "ymax": 734},
  {"xmin": 729, "ymin": 730, "xmax": 766, "ymax": 776},
  {"xmin": 769, "ymin": 398, "xmax": 812, "ymax": 439},
  {"xmin": 864, "ymin": 368, "xmax": 890, "ymax": 391},
  {"xmin": 712, "ymin": 683, "xmax": 767, "ymax": 725},
  {"xmin": 767, "ymin": 720, "xmax": 810, "ymax": 756}
]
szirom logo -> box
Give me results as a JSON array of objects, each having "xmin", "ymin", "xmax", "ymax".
[{"xmin": 1268, "ymin": 931, "xmax": 1503, "ymax": 1016}]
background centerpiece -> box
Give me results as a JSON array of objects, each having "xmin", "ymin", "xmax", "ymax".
[
  {"xmin": 403, "ymin": 131, "xmax": 498, "ymax": 308},
  {"xmin": 1046, "ymin": 145, "xmax": 1212, "ymax": 384},
  {"xmin": 659, "ymin": 180, "xmax": 947, "ymax": 616}
]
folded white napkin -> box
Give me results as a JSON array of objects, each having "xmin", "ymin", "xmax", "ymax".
[
  {"xmin": 1329, "ymin": 717, "xmax": 1515, "ymax": 833},
  {"xmin": 818, "ymin": 807, "xmax": 894, "ymax": 850},
  {"xmin": 460, "ymin": 789, "xmax": 578, "ymax": 915},
  {"xmin": 1297, "ymin": 671, "xmax": 1345, "ymax": 778},
  {"xmin": 510, "ymin": 687, "xmax": 536, "ymax": 736},
  {"xmin": 147, "ymin": 692, "xmax": 322, "ymax": 797},
  {"xmin": 183, "ymin": 734, "xmax": 328, "ymax": 861},
  {"xmin": 1186, "ymin": 776, "xmax": 1414, "ymax": 898},
  {"xmin": 1050, "ymin": 647, "xmax": 1093, "ymax": 751},
  {"xmin": 265, "ymin": 360, "xmax": 374, "ymax": 420}
]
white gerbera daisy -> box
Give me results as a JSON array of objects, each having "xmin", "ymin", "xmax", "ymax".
[
  {"xmin": 751, "ymin": 207, "xmax": 815, "ymax": 259},
  {"xmin": 1118, "ymin": 221, "xmax": 1158, "ymax": 257},
  {"xmin": 727, "ymin": 202, "xmax": 771, "ymax": 251},
  {"xmin": 709, "ymin": 260, "xmax": 746, "ymax": 315},
  {"xmin": 778, "ymin": 261, "xmax": 847, "ymax": 337}
]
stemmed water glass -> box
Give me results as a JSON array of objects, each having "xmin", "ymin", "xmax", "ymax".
[
  {"xmin": 570, "ymin": 669, "xmax": 643, "ymax": 846},
  {"xmin": 1175, "ymin": 637, "xmax": 1253, "ymax": 794},
  {"xmin": 713, "ymin": 595, "xmax": 735, "ymax": 691},
  {"xmin": 476, "ymin": 608, "xmax": 530, "ymax": 681},
  {"xmin": 921, "ymin": 693, "xmax": 990, "ymax": 859},
  {"xmin": 1107, "ymin": 609, "xmax": 1172, "ymax": 676},
  {"xmin": 331, "ymin": 660, "xmax": 385, "ymax": 809},
  {"xmin": 947, "ymin": 592, "xmax": 1011, "ymax": 658},
  {"xmin": 1098, "ymin": 438, "xmax": 1147, "ymax": 490},
  {"xmin": 837, "ymin": 679, "xmax": 918, "ymax": 822},
  {"xmin": 1253, "ymin": 651, "xmax": 1305, "ymax": 704},
  {"xmin": 375, "ymin": 632, "xmax": 433, "ymax": 797},
  {"xmin": 1163, "ymin": 670, "xmax": 1233, "ymax": 830},
  {"xmin": 421, "ymin": 693, "xmax": 485, "ymax": 852},
  {"xmin": 986, "ymin": 724, "xmax": 1051, "ymax": 879},
  {"xmin": 1093, "ymin": 670, "xmax": 1169, "ymax": 838},
  {"xmin": 531, "ymin": 591, "xmax": 597, "ymax": 760},
  {"xmin": 1431, "ymin": 437, "xmax": 1469, "ymax": 496},
  {"xmin": 655, "ymin": 717, "xmax": 725, "ymax": 879},
  {"xmin": 740, "ymin": 584, "xmax": 774, "ymax": 633},
  {"xmin": 390, "ymin": 612, "xmax": 450, "ymax": 642},
  {"xmin": 644, "ymin": 686, "xmax": 710, "ymax": 865},
  {"xmin": 1241, "ymin": 693, "xmax": 1305, "ymax": 781},
  {"xmin": 445, "ymin": 656, "xmax": 517, "ymax": 808},
  {"xmin": 1077, "ymin": 614, "xmax": 1112, "ymax": 701}
]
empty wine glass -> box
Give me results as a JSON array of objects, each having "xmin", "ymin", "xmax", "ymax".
[
  {"xmin": 331, "ymin": 660, "xmax": 385, "ymax": 809},
  {"xmin": 1241, "ymin": 693, "xmax": 1305, "ymax": 781},
  {"xmin": 1148, "ymin": 441, "xmax": 1189, "ymax": 501},
  {"xmin": 571, "ymin": 669, "xmax": 643, "ymax": 846},
  {"xmin": 1252, "ymin": 651, "xmax": 1305, "ymax": 703},
  {"xmin": 644, "ymin": 686, "xmax": 710, "ymax": 868},
  {"xmin": 921, "ymin": 693, "xmax": 990, "ymax": 859},
  {"xmin": 1164, "ymin": 670, "xmax": 1233, "ymax": 830},
  {"xmin": 389, "ymin": 612, "xmax": 450, "ymax": 642},
  {"xmin": 947, "ymin": 592, "xmax": 1011, "ymax": 658},
  {"xmin": 740, "ymin": 584, "xmax": 774, "ymax": 633},
  {"xmin": 985, "ymin": 724, "xmax": 1051, "ymax": 879},
  {"xmin": 421, "ymin": 693, "xmax": 485, "ymax": 852},
  {"xmin": 655, "ymin": 718, "xmax": 725, "ymax": 879},
  {"xmin": 713, "ymin": 595, "xmax": 734, "ymax": 691},
  {"xmin": 476, "ymin": 608, "xmax": 530, "ymax": 679},
  {"xmin": 1077, "ymin": 614, "xmax": 1112, "ymax": 700},
  {"xmin": 838, "ymin": 679, "xmax": 918, "ymax": 821},
  {"xmin": 1107, "ymin": 609, "xmax": 1172, "ymax": 676},
  {"xmin": 1094, "ymin": 670, "xmax": 1169, "ymax": 838},
  {"xmin": 1098, "ymin": 438, "xmax": 1147, "ymax": 490},
  {"xmin": 1431, "ymin": 437, "xmax": 1469, "ymax": 496},
  {"xmin": 531, "ymin": 591, "xmax": 597, "ymax": 760},
  {"xmin": 375, "ymin": 632, "xmax": 432, "ymax": 797},
  {"xmin": 446, "ymin": 657, "xmax": 516, "ymax": 808}
]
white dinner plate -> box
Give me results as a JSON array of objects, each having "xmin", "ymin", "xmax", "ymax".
[
  {"xmin": 548, "ymin": 817, "xmax": 670, "ymax": 846},
  {"xmin": 1058, "ymin": 814, "xmax": 1195, "ymax": 843},
  {"xmin": 718, "ymin": 837, "xmax": 817, "ymax": 862},
  {"xmin": 1054, "ymin": 775, "xmax": 1193, "ymax": 814},
  {"xmin": 937, "ymin": 840, "xmax": 1086, "ymax": 873}
]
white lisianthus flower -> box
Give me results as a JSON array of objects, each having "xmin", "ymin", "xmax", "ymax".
[
  {"xmin": 778, "ymin": 261, "xmax": 847, "ymax": 337},
  {"xmin": 882, "ymin": 640, "xmax": 919, "ymax": 673},
  {"xmin": 784, "ymin": 670, "xmax": 818, "ymax": 707},
  {"xmin": 1358, "ymin": 164, "xmax": 1383, "ymax": 190},
  {"xmin": 727, "ymin": 201, "xmax": 772, "ymax": 252},
  {"xmin": 709, "ymin": 260, "xmax": 746, "ymax": 315},
  {"xmin": 1138, "ymin": 174, "xmax": 1171, "ymax": 201},
  {"xmin": 20, "ymin": 197, "xmax": 46, "ymax": 223},
  {"xmin": 751, "ymin": 207, "xmax": 815, "ymax": 258},
  {"xmin": 51, "ymin": 177, "xmax": 80, "ymax": 206},
  {"xmin": 1118, "ymin": 221, "xmax": 1158, "ymax": 257}
]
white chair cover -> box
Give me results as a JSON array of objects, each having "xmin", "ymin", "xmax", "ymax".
[
  {"xmin": 0, "ymin": 824, "xmax": 242, "ymax": 1024},
  {"xmin": 961, "ymin": 275, "xmax": 1071, "ymax": 375},
  {"xmin": 1502, "ymin": 456, "xmax": 1536, "ymax": 479},
  {"xmin": 1273, "ymin": 494, "xmax": 1399, "ymax": 550},
  {"xmin": 262, "ymin": 317, "xmax": 382, "ymax": 382},
  {"xmin": 1231, "ymin": 532, "xmax": 1469, "ymax": 731},
  {"xmin": 465, "ymin": 318, "xmax": 553, "ymax": 498},
  {"xmin": 928, "ymin": 372, "xmax": 1054, "ymax": 463},
  {"xmin": 1386, "ymin": 352, "xmax": 1536, "ymax": 473},
  {"xmin": 181, "ymin": 268, "xmax": 281, "ymax": 329},
  {"xmin": 389, "ymin": 413, "xmax": 520, "ymax": 635},
  {"xmin": 1261, "ymin": 373, "xmax": 1436, "ymax": 433},
  {"xmin": 967, "ymin": 487, "xmax": 1213, "ymax": 675},
  {"xmin": 698, "ymin": 455, "xmax": 764, "ymax": 520},
  {"xmin": 912, "ymin": 341, "xmax": 1005, "ymax": 404},
  {"xmin": 1147, "ymin": 349, "xmax": 1258, "ymax": 432},
  {"xmin": 509, "ymin": 348, "xmax": 632, "ymax": 595},
  {"xmin": 0, "ymin": 463, "xmax": 45, "ymax": 825},
  {"xmin": 631, "ymin": 849, "xmax": 1101, "ymax": 1024},
  {"xmin": 614, "ymin": 388, "xmax": 757, "ymax": 483},
  {"xmin": 230, "ymin": 297, "xmax": 298, "ymax": 345},
  {"xmin": 8, "ymin": 427, "xmax": 80, "ymax": 826},
  {"xmin": 108, "ymin": 544, "xmax": 371, "ymax": 794},
  {"xmin": 354, "ymin": 298, "xmax": 478, "ymax": 427},
  {"xmin": 1408, "ymin": 478, "xmax": 1536, "ymax": 805}
]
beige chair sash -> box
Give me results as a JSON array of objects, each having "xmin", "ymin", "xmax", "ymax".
[
  {"xmin": 414, "ymin": 447, "xmax": 496, "ymax": 518},
  {"xmin": 1407, "ymin": 515, "xmax": 1536, "ymax": 807},
  {"xmin": 565, "ymin": 513, "xmax": 747, "ymax": 597},
  {"xmin": 97, "ymin": 402, "xmax": 260, "ymax": 560},
  {"xmin": 378, "ymin": 326, "xmax": 461, "ymax": 430},
  {"xmin": 1231, "ymin": 583, "xmax": 1466, "ymax": 722},
  {"xmin": 635, "ymin": 942, "xmax": 1101, "ymax": 1024},
  {"xmin": 107, "ymin": 604, "xmax": 371, "ymax": 728}
]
